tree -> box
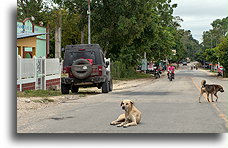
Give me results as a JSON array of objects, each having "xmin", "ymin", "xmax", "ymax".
[
  {"xmin": 217, "ymin": 36, "xmax": 228, "ymax": 76},
  {"xmin": 200, "ymin": 17, "xmax": 228, "ymax": 67},
  {"xmin": 91, "ymin": 0, "xmax": 180, "ymax": 64},
  {"xmin": 17, "ymin": 0, "xmax": 45, "ymax": 24},
  {"xmin": 54, "ymin": 0, "xmax": 93, "ymax": 44},
  {"xmin": 202, "ymin": 17, "xmax": 228, "ymax": 50},
  {"xmin": 204, "ymin": 47, "xmax": 218, "ymax": 65}
]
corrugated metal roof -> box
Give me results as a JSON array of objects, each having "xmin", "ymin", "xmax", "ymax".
[{"xmin": 17, "ymin": 33, "xmax": 47, "ymax": 39}]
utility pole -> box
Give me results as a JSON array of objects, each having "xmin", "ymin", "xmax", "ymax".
[
  {"xmin": 87, "ymin": 0, "xmax": 91, "ymax": 44},
  {"xmin": 55, "ymin": 9, "xmax": 62, "ymax": 59}
]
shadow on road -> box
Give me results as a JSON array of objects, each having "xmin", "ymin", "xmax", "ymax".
[
  {"xmin": 77, "ymin": 91, "xmax": 101, "ymax": 95},
  {"xmin": 113, "ymin": 91, "xmax": 176, "ymax": 96}
]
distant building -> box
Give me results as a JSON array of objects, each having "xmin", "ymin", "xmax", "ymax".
[
  {"xmin": 17, "ymin": 18, "xmax": 60, "ymax": 91},
  {"xmin": 17, "ymin": 18, "xmax": 49, "ymax": 58}
]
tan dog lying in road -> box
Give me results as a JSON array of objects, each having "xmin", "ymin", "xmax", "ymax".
[
  {"xmin": 110, "ymin": 100, "xmax": 141, "ymax": 128},
  {"xmin": 199, "ymin": 80, "xmax": 224, "ymax": 103}
]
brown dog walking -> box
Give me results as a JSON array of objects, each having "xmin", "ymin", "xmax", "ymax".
[{"xmin": 199, "ymin": 80, "xmax": 224, "ymax": 103}]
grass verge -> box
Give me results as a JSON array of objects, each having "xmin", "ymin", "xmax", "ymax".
[
  {"xmin": 17, "ymin": 90, "xmax": 62, "ymax": 98},
  {"xmin": 113, "ymin": 72, "xmax": 152, "ymax": 81},
  {"xmin": 17, "ymin": 89, "xmax": 99, "ymax": 98}
]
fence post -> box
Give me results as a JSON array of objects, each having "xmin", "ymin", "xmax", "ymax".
[
  {"xmin": 43, "ymin": 57, "xmax": 46, "ymax": 90},
  {"xmin": 18, "ymin": 55, "xmax": 22, "ymax": 91},
  {"xmin": 60, "ymin": 59, "xmax": 62, "ymax": 88},
  {"xmin": 34, "ymin": 56, "xmax": 37, "ymax": 90}
]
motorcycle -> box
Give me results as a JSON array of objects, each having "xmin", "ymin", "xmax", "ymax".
[
  {"xmin": 167, "ymin": 70, "xmax": 174, "ymax": 81},
  {"xmin": 154, "ymin": 69, "xmax": 160, "ymax": 79}
]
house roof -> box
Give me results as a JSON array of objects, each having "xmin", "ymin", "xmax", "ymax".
[{"xmin": 17, "ymin": 32, "xmax": 47, "ymax": 39}]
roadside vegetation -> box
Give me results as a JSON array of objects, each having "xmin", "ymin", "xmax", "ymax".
[
  {"xmin": 17, "ymin": 0, "xmax": 199, "ymax": 79},
  {"xmin": 195, "ymin": 17, "xmax": 228, "ymax": 77},
  {"xmin": 17, "ymin": 1, "xmax": 227, "ymax": 78},
  {"xmin": 17, "ymin": 89, "xmax": 94, "ymax": 98},
  {"xmin": 17, "ymin": 90, "xmax": 62, "ymax": 97}
]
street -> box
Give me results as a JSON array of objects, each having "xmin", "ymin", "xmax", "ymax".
[{"xmin": 17, "ymin": 65, "xmax": 227, "ymax": 133}]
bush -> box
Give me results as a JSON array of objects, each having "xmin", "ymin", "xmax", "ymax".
[
  {"xmin": 111, "ymin": 61, "xmax": 150, "ymax": 79},
  {"xmin": 217, "ymin": 37, "xmax": 228, "ymax": 77}
]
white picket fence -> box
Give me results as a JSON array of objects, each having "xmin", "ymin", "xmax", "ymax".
[{"xmin": 17, "ymin": 55, "xmax": 61, "ymax": 91}]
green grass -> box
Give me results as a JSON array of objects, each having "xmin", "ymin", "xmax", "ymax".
[
  {"xmin": 17, "ymin": 90, "xmax": 62, "ymax": 97},
  {"xmin": 113, "ymin": 72, "xmax": 152, "ymax": 81},
  {"xmin": 17, "ymin": 89, "xmax": 98, "ymax": 98}
]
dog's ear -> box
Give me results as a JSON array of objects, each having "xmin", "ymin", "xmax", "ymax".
[
  {"xmin": 130, "ymin": 100, "xmax": 135, "ymax": 106},
  {"xmin": 120, "ymin": 101, "xmax": 123, "ymax": 106}
]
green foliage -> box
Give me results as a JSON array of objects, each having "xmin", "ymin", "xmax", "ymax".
[
  {"xmin": 17, "ymin": 0, "xmax": 44, "ymax": 24},
  {"xmin": 111, "ymin": 61, "xmax": 151, "ymax": 79},
  {"xmin": 92, "ymin": 0, "xmax": 189, "ymax": 64},
  {"xmin": 61, "ymin": 11, "xmax": 82, "ymax": 47},
  {"xmin": 200, "ymin": 17, "xmax": 227, "ymax": 74},
  {"xmin": 204, "ymin": 47, "xmax": 219, "ymax": 64},
  {"xmin": 179, "ymin": 30, "xmax": 201, "ymax": 60},
  {"xmin": 111, "ymin": 61, "xmax": 137, "ymax": 79},
  {"xmin": 195, "ymin": 49, "xmax": 205, "ymax": 63},
  {"xmin": 217, "ymin": 36, "xmax": 228, "ymax": 72},
  {"xmin": 17, "ymin": 90, "xmax": 62, "ymax": 97},
  {"xmin": 17, "ymin": 0, "xmax": 200, "ymax": 73},
  {"xmin": 202, "ymin": 17, "xmax": 228, "ymax": 50}
]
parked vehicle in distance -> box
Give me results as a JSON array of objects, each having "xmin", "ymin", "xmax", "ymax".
[
  {"xmin": 186, "ymin": 57, "xmax": 191, "ymax": 63},
  {"xmin": 217, "ymin": 66, "xmax": 224, "ymax": 76},
  {"xmin": 154, "ymin": 69, "xmax": 161, "ymax": 79},
  {"xmin": 182, "ymin": 61, "xmax": 187, "ymax": 66},
  {"xmin": 61, "ymin": 44, "xmax": 112, "ymax": 94}
]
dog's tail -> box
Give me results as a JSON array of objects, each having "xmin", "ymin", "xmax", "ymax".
[{"xmin": 201, "ymin": 80, "xmax": 206, "ymax": 87}]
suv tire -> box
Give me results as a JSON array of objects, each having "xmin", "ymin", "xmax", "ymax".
[
  {"xmin": 109, "ymin": 78, "xmax": 113, "ymax": 91},
  {"xmin": 71, "ymin": 85, "xmax": 79, "ymax": 93},
  {"xmin": 61, "ymin": 84, "xmax": 70, "ymax": 94},
  {"xmin": 71, "ymin": 59, "xmax": 92, "ymax": 79},
  {"xmin": 102, "ymin": 78, "xmax": 109, "ymax": 93}
]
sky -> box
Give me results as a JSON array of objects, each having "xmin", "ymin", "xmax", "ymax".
[{"xmin": 172, "ymin": 0, "xmax": 228, "ymax": 43}]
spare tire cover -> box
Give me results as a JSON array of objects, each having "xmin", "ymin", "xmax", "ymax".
[{"xmin": 71, "ymin": 59, "xmax": 92, "ymax": 79}]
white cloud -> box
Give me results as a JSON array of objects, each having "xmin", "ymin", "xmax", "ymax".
[{"xmin": 172, "ymin": 0, "xmax": 228, "ymax": 42}]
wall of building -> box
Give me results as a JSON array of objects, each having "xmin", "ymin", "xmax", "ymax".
[
  {"xmin": 36, "ymin": 39, "xmax": 46, "ymax": 57},
  {"xmin": 17, "ymin": 37, "xmax": 36, "ymax": 47},
  {"xmin": 17, "ymin": 22, "xmax": 24, "ymax": 33},
  {"xmin": 17, "ymin": 19, "xmax": 48, "ymax": 58},
  {"xmin": 35, "ymin": 26, "xmax": 47, "ymax": 57}
]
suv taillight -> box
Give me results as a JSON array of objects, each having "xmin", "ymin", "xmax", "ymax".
[
  {"xmin": 63, "ymin": 66, "xmax": 74, "ymax": 77},
  {"xmin": 98, "ymin": 65, "xmax": 102, "ymax": 76},
  {"xmin": 63, "ymin": 66, "xmax": 70, "ymax": 73}
]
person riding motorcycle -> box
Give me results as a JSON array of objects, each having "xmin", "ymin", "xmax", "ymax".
[{"xmin": 167, "ymin": 64, "xmax": 175, "ymax": 79}]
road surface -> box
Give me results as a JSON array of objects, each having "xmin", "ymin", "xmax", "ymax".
[{"xmin": 17, "ymin": 65, "xmax": 227, "ymax": 133}]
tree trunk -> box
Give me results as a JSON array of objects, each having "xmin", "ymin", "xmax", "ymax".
[
  {"xmin": 81, "ymin": 26, "xmax": 84, "ymax": 44},
  {"xmin": 55, "ymin": 26, "xmax": 61, "ymax": 58},
  {"xmin": 55, "ymin": 9, "xmax": 62, "ymax": 59}
]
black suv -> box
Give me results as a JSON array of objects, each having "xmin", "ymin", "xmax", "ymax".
[{"xmin": 61, "ymin": 44, "xmax": 113, "ymax": 94}]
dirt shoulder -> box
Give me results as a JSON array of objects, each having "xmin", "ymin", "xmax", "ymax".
[
  {"xmin": 198, "ymin": 68, "xmax": 228, "ymax": 81},
  {"xmin": 17, "ymin": 77, "xmax": 154, "ymax": 117},
  {"xmin": 198, "ymin": 68, "xmax": 217, "ymax": 76}
]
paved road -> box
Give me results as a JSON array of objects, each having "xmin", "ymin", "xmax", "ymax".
[{"xmin": 17, "ymin": 66, "xmax": 227, "ymax": 133}]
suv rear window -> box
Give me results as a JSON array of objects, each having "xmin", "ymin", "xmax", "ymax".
[{"xmin": 69, "ymin": 51, "xmax": 96, "ymax": 65}]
